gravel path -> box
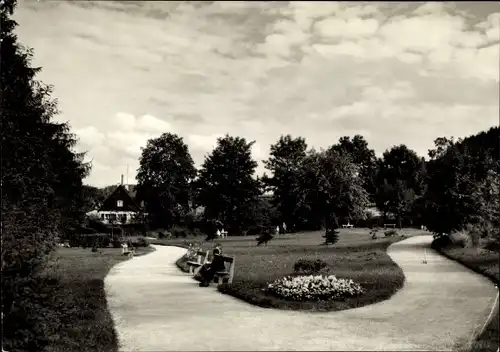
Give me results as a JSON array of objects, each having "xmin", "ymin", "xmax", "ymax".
[{"xmin": 104, "ymin": 235, "xmax": 498, "ymax": 351}]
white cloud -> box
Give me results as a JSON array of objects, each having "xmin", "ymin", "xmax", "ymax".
[
  {"xmin": 187, "ymin": 133, "xmax": 224, "ymax": 152},
  {"xmin": 314, "ymin": 17, "xmax": 379, "ymax": 39},
  {"xmin": 13, "ymin": 2, "xmax": 499, "ymax": 186}
]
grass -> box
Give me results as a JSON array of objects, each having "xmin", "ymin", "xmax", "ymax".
[
  {"xmin": 433, "ymin": 241, "xmax": 499, "ymax": 352},
  {"xmin": 3, "ymin": 245, "xmax": 154, "ymax": 352},
  {"xmin": 159, "ymin": 228, "xmax": 426, "ymax": 312}
]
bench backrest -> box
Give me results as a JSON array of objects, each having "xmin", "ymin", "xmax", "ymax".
[{"xmin": 217, "ymin": 255, "xmax": 235, "ymax": 284}]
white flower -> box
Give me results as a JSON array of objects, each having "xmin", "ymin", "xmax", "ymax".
[{"xmin": 267, "ymin": 274, "xmax": 363, "ymax": 301}]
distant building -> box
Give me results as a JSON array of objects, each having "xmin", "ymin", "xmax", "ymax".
[{"xmin": 87, "ymin": 175, "xmax": 143, "ymax": 224}]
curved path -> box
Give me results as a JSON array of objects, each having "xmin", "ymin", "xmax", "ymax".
[{"xmin": 104, "ymin": 236, "xmax": 498, "ymax": 351}]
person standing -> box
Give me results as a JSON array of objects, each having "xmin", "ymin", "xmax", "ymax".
[{"xmin": 282, "ymin": 222, "xmax": 287, "ymax": 234}]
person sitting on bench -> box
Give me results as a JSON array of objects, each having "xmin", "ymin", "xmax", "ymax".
[{"xmin": 199, "ymin": 243, "xmax": 225, "ymax": 287}]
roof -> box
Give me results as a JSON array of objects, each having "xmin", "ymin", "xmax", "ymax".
[{"xmin": 98, "ymin": 185, "xmax": 140, "ymax": 212}]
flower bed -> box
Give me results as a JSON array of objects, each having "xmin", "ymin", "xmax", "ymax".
[{"xmin": 267, "ymin": 274, "xmax": 364, "ymax": 301}]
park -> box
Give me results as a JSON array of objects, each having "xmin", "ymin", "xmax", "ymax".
[{"xmin": 2, "ymin": 1, "xmax": 499, "ymax": 351}]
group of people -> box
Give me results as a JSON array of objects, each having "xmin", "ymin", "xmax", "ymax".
[
  {"xmin": 275, "ymin": 222, "xmax": 287, "ymax": 235},
  {"xmin": 216, "ymin": 228, "xmax": 228, "ymax": 238},
  {"xmin": 196, "ymin": 243, "xmax": 226, "ymax": 287}
]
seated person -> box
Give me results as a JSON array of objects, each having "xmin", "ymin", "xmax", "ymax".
[{"xmin": 199, "ymin": 244, "xmax": 225, "ymax": 287}]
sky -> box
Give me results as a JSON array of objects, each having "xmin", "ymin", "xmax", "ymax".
[{"xmin": 13, "ymin": 1, "xmax": 500, "ymax": 187}]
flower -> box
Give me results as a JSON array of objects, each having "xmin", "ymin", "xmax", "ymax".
[{"xmin": 267, "ymin": 274, "xmax": 363, "ymax": 301}]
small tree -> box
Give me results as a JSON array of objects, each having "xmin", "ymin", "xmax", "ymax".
[
  {"xmin": 323, "ymin": 228, "xmax": 340, "ymax": 245},
  {"xmin": 256, "ymin": 227, "xmax": 274, "ymax": 246}
]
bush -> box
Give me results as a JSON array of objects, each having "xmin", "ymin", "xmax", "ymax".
[
  {"xmin": 431, "ymin": 234, "xmax": 453, "ymax": 250},
  {"xmin": 170, "ymin": 226, "xmax": 189, "ymax": 238},
  {"xmin": 293, "ymin": 259, "xmax": 328, "ymax": 273},
  {"xmin": 256, "ymin": 231, "xmax": 274, "ymax": 246},
  {"xmin": 132, "ymin": 237, "xmax": 149, "ymax": 248},
  {"xmin": 450, "ymin": 231, "xmax": 470, "ymax": 248},
  {"xmin": 323, "ymin": 228, "xmax": 339, "ymax": 245},
  {"xmin": 158, "ymin": 231, "xmax": 171, "ymax": 239},
  {"xmin": 267, "ymin": 275, "xmax": 364, "ymax": 301},
  {"xmin": 384, "ymin": 229, "xmax": 398, "ymax": 237}
]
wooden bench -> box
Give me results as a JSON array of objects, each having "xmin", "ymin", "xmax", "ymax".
[
  {"xmin": 384, "ymin": 223, "xmax": 396, "ymax": 229},
  {"xmin": 187, "ymin": 250, "xmax": 209, "ymax": 275},
  {"xmin": 213, "ymin": 255, "xmax": 235, "ymax": 286}
]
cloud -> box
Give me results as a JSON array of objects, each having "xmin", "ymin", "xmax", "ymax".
[{"xmin": 13, "ymin": 1, "xmax": 499, "ymax": 187}]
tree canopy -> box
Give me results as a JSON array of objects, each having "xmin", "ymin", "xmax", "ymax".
[
  {"xmin": 2, "ymin": 0, "xmax": 89, "ymax": 321},
  {"xmin": 135, "ymin": 133, "xmax": 196, "ymax": 228},
  {"xmin": 195, "ymin": 135, "xmax": 261, "ymax": 235}
]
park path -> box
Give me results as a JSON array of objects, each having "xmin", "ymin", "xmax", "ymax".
[{"xmin": 104, "ymin": 236, "xmax": 498, "ymax": 351}]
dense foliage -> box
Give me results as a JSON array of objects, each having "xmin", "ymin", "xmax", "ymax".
[
  {"xmin": 1, "ymin": 0, "xmax": 89, "ymax": 343},
  {"xmin": 135, "ymin": 133, "xmax": 197, "ymax": 229},
  {"xmin": 195, "ymin": 135, "xmax": 262, "ymax": 235}
]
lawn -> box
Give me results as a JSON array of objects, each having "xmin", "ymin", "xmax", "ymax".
[
  {"xmin": 3, "ymin": 246, "xmax": 154, "ymax": 352},
  {"xmin": 434, "ymin": 245, "xmax": 499, "ymax": 352},
  {"xmin": 161, "ymin": 228, "xmax": 426, "ymax": 312}
]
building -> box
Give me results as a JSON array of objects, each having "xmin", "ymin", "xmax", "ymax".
[{"xmin": 90, "ymin": 175, "xmax": 142, "ymax": 224}]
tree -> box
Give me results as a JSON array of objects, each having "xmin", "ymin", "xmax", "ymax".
[
  {"xmin": 423, "ymin": 128, "xmax": 500, "ymax": 237},
  {"xmin": 374, "ymin": 145, "xmax": 426, "ymax": 228},
  {"xmin": 195, "ymin": 135, "xmax": 261, "ymax": 235},
  {"xmin": 329, "ymin": 135, "xmax": 378, "ymax": 201},
  {"xmin": 323, "ymin": 228, "xmax": 340, "ymax": 245},
  {"xmin": 294, "ymin": 149, "xmax": 369, "ymax": 231},
  {"xmin": 263, "ymin": 135, "xmax": 308, "ymax": 231},
  {"xmin": 135, "ymin": 133, "xmax": 196, "ymax": 229},
  {"xmin": 2, "ymin": 1, "xmax": 89, "ymax": 346}
]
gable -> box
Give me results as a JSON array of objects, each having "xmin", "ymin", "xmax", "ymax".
[{"xmin": 98, "ymin": 185, "xmax": 140, "ymax": 212}]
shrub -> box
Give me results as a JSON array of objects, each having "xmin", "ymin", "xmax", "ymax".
[
  {"xmin": 170, "ymin": 226, "xmax": 189, "ymax": 238},
  {"xmin": 384, "ymin": 229, "xmax": 398, "ymax": 237},
  {"xmin": 158, "ymin": 231, "xmax": 171, "ymax": 239},
  {"xmin": 293, "ymin": 259, "xmax": 328, "ymax": 274},
  {"xmin": 256, "ymin": 231, "xmax": 274, "ymax": 246},
  {"xmin": 135, "ymin": 237, "xmax": 149, "ymax": 247},
  {"xmin": 431, "ymin": 234, "xmax": 453, "ymax": 250},
  {"xmin": 323, "ymin": 228, "xmax": 339, "ymax": 245},
  {"xmin": 267, "ymin": 275, "xmax": 364, "ymax": 301},
  {"xmin": 450, "ymin": 230, "xmax": 470, "ymax": 248}
]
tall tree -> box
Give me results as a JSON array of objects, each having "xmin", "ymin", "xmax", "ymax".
[
  {"xmin": 423, "ymin": 127, "xmax": 500, "ymax": 237},
  {"xmin": 294, "ymin": 149, "xmax": 369, "ymax": 230},
  {"xmin": 196, "ymin": 135, "xmax": 261, "ymax": 235},
  {"xmin": 374, "ymin": 145, "xmax": 426, "ymax": 228},
  {"xmin": 1, "ymin": 0, "xmax": 89, "ymax": 339},
  {"xmin": 263, "ymin": 135, "xmax": 308, "ymax": 231},
  {"xmin": 135, "ymin": 133, "xmax": 196, "ymax": 229},
  {"xmin": 329, "ymin": 135, "xmax": 378, "ymax": 201}
]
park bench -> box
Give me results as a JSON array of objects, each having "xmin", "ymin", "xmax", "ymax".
[
  {"xmin": 342, "ymin": 222, "xmax": 354, "ymax": 228},
  {"xmin": 384, "ymin": 224, "xmax": 396, "ymax": 229},
  {"xmin": 121, "ymin": 243, "xmax": 135, "ymax": 258},
  {"xmin": 187, "ymin": 250, "xmax": 209, "ymax": 275},
  {"xmin": 213, "ymin": 255, "xmax": 235, "ymax": 286}
]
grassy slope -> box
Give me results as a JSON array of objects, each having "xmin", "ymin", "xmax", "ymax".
[
  {"xmin": 435, "ymin": 246, "xmax": 499, "ymax": 352},
  {"xmin": 162, "ymin": 228, "xmax": 425, "ymax": 312},
  {"xmin": 3, "ymin": 246, "xmax": 154, "ymax": 352}
]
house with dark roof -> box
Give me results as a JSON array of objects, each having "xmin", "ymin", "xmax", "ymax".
[{"xmin": 89, "ymin": 175, "xmax": 143, "ymax": 224}]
